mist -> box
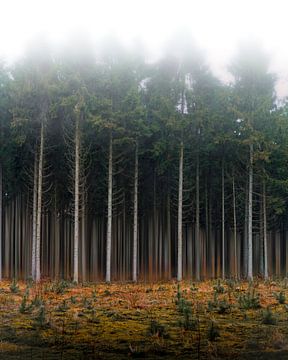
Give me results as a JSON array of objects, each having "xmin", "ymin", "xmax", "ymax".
[{"xmin": 1, "ymin": 0, "xmax": 288, "ymax": 96}]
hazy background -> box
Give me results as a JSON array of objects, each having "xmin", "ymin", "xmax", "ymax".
[{"xmin": 2, "ymin": 0, "xmax": 288, "ymax": 96}]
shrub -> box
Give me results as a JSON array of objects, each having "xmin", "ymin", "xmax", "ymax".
[
  {"xmin": 53, "ymin": 280, "xmax": 70, "ymax": 294},
  {"xmin": 19, "ymin": 295, "xmax": 32, "ymax": 313},
  {"xmin": 238, "ymin": 288, "xmax": 261, "ymax": 310},
  {"xmin": 10, "ymin": 279, "xmax": 19, "ymax": 293},
  {"xmin": 208, "ymin": 321, "xmax": 220, "ymax": 341},
  {"xmin": 275, "ymin": 291, "xmax": 286, "ymax": 304},
  {"xmin": 148, "ymin": 320, "xmax": 169, "ymax": 338},
  {"xmin": 217, "ymin": 299, "xmax": 230, "ymax": 314},
  {"xmin": 31, "ymin": 294, "xmax": 43, "ymax": 307},
  {"xmin": 262, "ymin": 307, "xmax": 277, "ymax": 325},
  {"xmin": 213, "ymin": 279, "xmax": 225, "ymax": 294},
  {"xmin": 35, "ymin": 305, "xmax": 48, "ymax": 327},
  {"xmin": 57, "ymin": 299, "xmax": 69, "ymax": 312}
]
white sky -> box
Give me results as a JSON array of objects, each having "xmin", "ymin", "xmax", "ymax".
[{"xmin": 1, "ymin": 0, "xmax": 288, "ymax": 96}]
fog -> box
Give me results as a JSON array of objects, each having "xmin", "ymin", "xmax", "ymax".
[{"xmin": 2, "ymin": 0, "xmax": 288, "ymax": 96}]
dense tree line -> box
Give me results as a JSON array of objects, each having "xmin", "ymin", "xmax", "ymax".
[{"xmin": 1, "ymin": 39, "xmax": 288, "ymax": 282}]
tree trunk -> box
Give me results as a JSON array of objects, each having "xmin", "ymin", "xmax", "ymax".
[
  {"xmin": 166, "ymin": 191, "xmax": 171, "ymax": 279},
  {"xmin": 195, "ymin": 150, "xmax": 200, "ymax": 281},
  {"xmin": 73, "ymin": 112, "xmax": 80, "ymax": 283},
  {"xmin": 106, "ymin": 133, "xmax": 113, "ymax": 282},
  {"xmin": 263, "ymin": 179, "xmax": 268, "ymax": 280},
  {"xmin": 0, "ymin": 162, "xmax": 2, "ymax": 281},
  {"xmin": 247, "ymin": 143, "xmax": 253, "ymax": 280},
  {"xmin": 232, "ymin": 174, "xmax": 237, "ymax": 279},
  {"xmin": 177, "ymin": 140, "xmax": 183, "ymax": 281},
  {"xmin": 222, "ymin": 161, "xmax": 225, "ymax": 279},
  {"xmin": 132, "ymin": 141, "xmax": 138, "ymax": 282},
  {"xmin": 31, "ymin": 153, "xmax": 38, "ymax": 280},
  {"xmin": 35, "ymin": 121, "xmax": 44, "ymax": 282},
  {"xmin": 81, "ymin": 190, "xmax": 86, "ymax": 282}
]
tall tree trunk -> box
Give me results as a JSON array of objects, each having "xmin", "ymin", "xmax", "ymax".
[
  {"xmin": 247, "ymin": 143, "xmax": 253, "ymax": 280},
  {"xmin": 106, "ymin": 133, "xmax": 113, "ymax": 282},
  {"xmin": 73, "ymin": 113, "xmax": 80, "ymax": 283},
  {"xmin": 166, "ymin": 191, "xmax": 171, "ymax": 279},
  {"xmin": 81, "ymin": 190, "xmax": 86, "ymax": 282},
  {"xmin": 195, "ymin": 150, "xmax": 200, "ymax": 281},
  {"xmin": 31, "ymin": 153, "xmax": 38, "ymax": 280},
  {"xmin": 222, "ymin": 161, "xmax": 225, "ymax": 279},
  {"xmin": 177, "ymin": 140, "xmax": 183, "ymax": 281},
  {"xmin": 35, "ymin": 121, "xmax": 44, "ymax": 282},
  {"xmin": 263, "ymin": 179, "xmax": 268, "ymax": 280},
  {"xmin": 232, "ymin": 174, "xmax": 237, "ymax": 279},
  {"xmin": 0, "ymin": 162, "xmax": 2, "ymax": 281},
  {"xmin": 132, "ymin": 141, "xmax": 138, "ymax": 282}
]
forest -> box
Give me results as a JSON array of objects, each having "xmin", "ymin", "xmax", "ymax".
[{"xmin": 1, "ymin": 38, "xmax": 288, "ymax": 284}]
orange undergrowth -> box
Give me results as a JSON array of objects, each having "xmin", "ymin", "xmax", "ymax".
[{"xmin": 0, "ymin": 278, "xmax": 288, "ymax": 359}]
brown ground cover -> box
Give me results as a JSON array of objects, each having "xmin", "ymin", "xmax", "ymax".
[{"xmin": 0, "ymin": 279, "xmax": 288, "ymax": 359}]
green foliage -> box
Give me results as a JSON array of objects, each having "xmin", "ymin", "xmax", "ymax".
[
  {"xmin": 238, "ymin": 288, "xmax": 261, "ymax": 310},
  {"xmin": 217, "ymin": 299, "xmax": 231, "ymax": 314},
  {"xmin": 70, "ymin": 296, "xmax": 77, "ymax": 304},
  {"xmin": 31, "ymin": 294, "xmax": 43, "ymax": 307},
  {"xmin": 10, "ymin": 279, "xmax": 19, "ymax": 294},
  {"xmin": 52, "ymin": 280, "xmax": 70, "ymax": 295},
  {"xmin": 57, "ymin": 299, "xmax": 69, "ymax": 312},
  {"xmin": 275, "ymin": 291, "xmax": 286, "ymax": 304},
  {"xmin": 208, "ymin": 320, "xmax": 220, "ymax": 341},
  {"xmin": 148, "ymin": 320, "xmax": 169, "ymax": 338},
  {"xmin": 175, "ymin": 285, "xmax": 197, "ymax": 330},
  {"xmin": 213, "ymin": 279, "xmax": 225, "ymax": 294},
  {"xmin": 261, "ymin": 307, "xmax": 277, "ymax": 325},
  {"xmin": 177, "ymin": 305, "xmax": 198, "ymax": 331},
  {"xmin": 207, "ymin": 292, "xmax": 230, "ymax": 314},
  {"xmin": 19, "ymin": 294, "xmax": 32, "ymax": 314},
  {"xmin": 35, "ymin": 305, "xmax": 48, "ymax": 328}
]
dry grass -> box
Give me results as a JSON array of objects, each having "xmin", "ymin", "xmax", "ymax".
[{"xmin": 0, "ymin": 279, "xmax": 288, "ymax": 359}]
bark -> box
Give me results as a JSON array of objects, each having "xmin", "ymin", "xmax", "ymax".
[
  {"xmin": 73, "ymin": 111, "xmax": 80, "ymax": 283},
  {"xmin": 81, "ymin": 191, "xmax": 86, "ymax": 282},
  {"xmin": 35, "ymin": 120, "xmax": 44, "ymax": 282},
  {"xmin": 263, "ymin": 179, "xmax": 268, "ymax": 280},
  {"xmin": 232, "ymin": 175, "xmax": 237, "ymax": 279},
  {"xmin": 132, "ymin": 141, "xmax": 138, "ymax": 282},
  {"xmin": 222, "ymin": 162, "xmax": 225, "ymax": 279},
  {"xmin": 0, "ymin": 162, "xmax": 2, "ymax": 280},
  {"xmin": 31, "ymin": 153, "xmax": 37, "ymax": 280},
  {"xmin": 166, "ymin": 192, "xmax": 171, "ymax": 279},
  {"xmin": 195, "ymin": 150, "xmax": 200, "ymax": 281},
  {"xmin": 106, "ymin": 133, "xmax": 113, "ymax": 282},
  {"xmin": 247, "ymin": 143, "xmax": 253, "ymax": 280},
  {"xmin": 177, "ymin": 140, "xmax": 183, "ymax": 281}
]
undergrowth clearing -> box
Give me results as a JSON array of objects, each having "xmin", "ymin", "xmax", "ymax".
[{"xmin": 0, "ymin": 279, "xmax": 288, "ymax": 359}]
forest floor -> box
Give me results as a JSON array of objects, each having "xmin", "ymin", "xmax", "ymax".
[{"xmin": 1, "ymin": 279, "xmax": 288, "ymax": 359}]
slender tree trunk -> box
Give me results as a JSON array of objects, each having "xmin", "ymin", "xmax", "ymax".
[
  {"xmin": 132, "ymin": 141, "xmax": 138, "ymax": 282},
  {"xmin": 166, "ymin": 191, "xmax": 171, "ymax": 279},
  {"xmin": 35, "ymin": 121, "xmax": 44, "ymax": 282},
  {"xmin": 195, "ymin": 151, "xmax": 200, "ymax": 281},
  {"xmin": 81, "ymin": 190, "xmax": 86, "ymax": 282},
  {"xmin": 247, "ymin": 143, "xmax": 253, "ymax": 280},
  {"xmin": 0, "ymin": 162, "xmax": 2, "ymax": 281},
  {"xmin": 177, "ymin": 140, "xmax": 183, "ymax": 281},
  {"xmin": 209, "ymin": 188, "xmax": 214, "ymax": 278},
  {"xmin": 221, "ymin": 161, "xmax": 225, "ymax": 279},
  {"xmin": 73, "ymin": 113, "xmax": 80, "ymax": 283},
  {"xmin": 31, "ymin": 153, "xmax": 38, "ymax": 280},
  {"xmin": 232, "ymin": 174, "xmax": 237, "ymax": 279},
  {"xmin": 263, "ymin": 179, "xmax": 268, "ymax": 280},
  {"xmin": 106, "ymin": 133, "xmax": 113, "ymax": 282}
]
